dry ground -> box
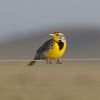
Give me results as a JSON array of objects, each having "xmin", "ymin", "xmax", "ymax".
[{"xmin": 0, "ymin": 61, "xmax": 100, "ymax": 100}]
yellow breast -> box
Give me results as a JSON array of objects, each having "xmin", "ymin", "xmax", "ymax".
[
  {"xmin": 47, "ymin": 42, "xmax": 59, "ymax": 59},
  {"xmin": 47, "ymin": 41, "xmax": 67, "ymax": 60}
]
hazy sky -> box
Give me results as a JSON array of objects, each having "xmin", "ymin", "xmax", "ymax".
[{"xmin": 0, "ymin": 0, "xmax": 100, "ymax": 42}]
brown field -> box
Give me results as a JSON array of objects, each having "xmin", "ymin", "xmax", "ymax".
[{"xmin": 0, "ymin": 61, "xmax": 100, "ymax": 100}]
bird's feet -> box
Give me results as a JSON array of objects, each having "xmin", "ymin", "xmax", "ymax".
[
  {"xmin": 46, "ymin": 59, "xmax": 52, "ymax": 64},
  {"xmin": 56, "ymin": 59, "xmax": 62, "ymax": 64}
]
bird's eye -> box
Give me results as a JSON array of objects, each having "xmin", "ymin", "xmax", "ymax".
[{"xmin": 56, "ymin": 33, "xmax": 59, "ymax": 36}]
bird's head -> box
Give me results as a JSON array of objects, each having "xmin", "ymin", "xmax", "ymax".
[{"xmin": 49, "ymin": 32, "xmax": 66, "ymax": 42}]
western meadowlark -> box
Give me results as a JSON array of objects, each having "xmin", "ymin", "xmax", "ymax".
[{"xmin": 28, "ymin": 32, "xmax": 67, "ymax": 66}]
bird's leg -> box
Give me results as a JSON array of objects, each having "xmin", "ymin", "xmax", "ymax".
[
  {"xmin": 46, "ymin": 59, "xmax": 52, "ymax": 64},
  {"xmin": 46, "ymin": 59, "xmax": 49, "ymax": 64},
  {"xmin": 56, "ymin": 59, "xmax": 62, "ymax": 64}
]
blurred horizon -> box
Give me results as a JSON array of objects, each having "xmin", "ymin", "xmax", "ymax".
[
  {"xmin": 0, "ymin": 0, "xmax": 100, "ymax": 59},
  {"xmin": 0, "ymin": 24, "xmax": 100, "ymax": 44},
  {"xmin": 0, "ymin": 0, "xmax": 100, "ymax": 43},
  {"xmin": 0, "ymin": 25, "xmax": 100, "ymax": 59}
]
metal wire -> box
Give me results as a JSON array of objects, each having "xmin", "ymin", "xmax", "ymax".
[{"xmin": 0, "ymin": 59, "xmax": 100, "ymax": 61}]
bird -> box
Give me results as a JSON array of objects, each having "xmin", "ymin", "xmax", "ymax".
[{"xmin": 28, "ymin": 32, "xmax": 67, "ymax": 66}]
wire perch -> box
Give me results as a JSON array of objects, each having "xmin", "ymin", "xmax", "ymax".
[{"xmin": 0, "ymin": 59, "xmax": 100, "ymax": 61}]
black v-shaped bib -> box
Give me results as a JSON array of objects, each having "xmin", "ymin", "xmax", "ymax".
[{"xmin": 58, "ymin": 40, "xmax": 64, "ymax": 50}]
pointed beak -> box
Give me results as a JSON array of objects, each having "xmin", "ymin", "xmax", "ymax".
[{"xmin": 49, "ymin": 34, "xmax": 54, "ymax": 36}]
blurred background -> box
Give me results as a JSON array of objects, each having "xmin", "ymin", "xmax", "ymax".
[
  {"xmin": 0, "ymin": 1, "xmax": 100, "ymax": 100},
  {"xmin": 0, "ymin": 0, "xmax": 100, "ymax": 60}
]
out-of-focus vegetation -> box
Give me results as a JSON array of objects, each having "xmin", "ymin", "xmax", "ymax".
[{"xmin": 0, "ymin": 61, "xmax": 100, "ymax": 100}]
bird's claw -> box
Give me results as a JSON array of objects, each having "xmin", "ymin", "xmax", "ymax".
[
  {"xmin": 56, "ymin": 60, "xmax": 62, "ymax": 64},
  {"xmin": 46, "ymin": 60, "xmax": 52, "ymax": 64}
]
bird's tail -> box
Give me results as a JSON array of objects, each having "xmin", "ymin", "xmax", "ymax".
[{"xmin": 28, "ymin": 58, "xmax": 37, "ymax": 66}]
